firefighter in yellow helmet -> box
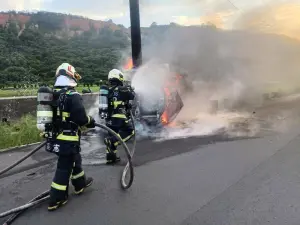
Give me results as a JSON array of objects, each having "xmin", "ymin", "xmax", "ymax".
[{"xmin": 48, "ymin": 63, "xmax": 95, "ymax": 211}]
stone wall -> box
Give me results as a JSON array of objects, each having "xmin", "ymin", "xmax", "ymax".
[{"xmin": 0, "ymin": 93, "xmax": 98, "ymax": 121}]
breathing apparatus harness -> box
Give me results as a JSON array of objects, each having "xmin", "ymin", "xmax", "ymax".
[
  {"xmin": 99, "ymin": 78, "xmax": 135, "ymax": 121},
  {"xmin": 37, "ymin": 85, "xmax": 79, "ymax": 153}
]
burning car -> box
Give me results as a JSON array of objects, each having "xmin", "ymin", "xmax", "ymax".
[
  {"xmin": 122, "ymin": 59, "xmax": 184, "ymax": 129},
  {"xmin": 97, "ymin": 58, "xmax": 185, "ymax": 135}
]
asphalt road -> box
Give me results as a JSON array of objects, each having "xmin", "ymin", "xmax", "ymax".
[{"xmin": 2, "ymin": 95, "xmax": 300, "ymax": 224}]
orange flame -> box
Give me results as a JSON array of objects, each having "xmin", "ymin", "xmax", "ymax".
[
  {"xmin": 161, "ymin": 87, "xmax": 171, "ymax": 125},
  {"xmin": 161, "ymin": 111, "xmax": 177, "ymax": 127},
  {"xmin": 161, "ymin": 111, "xmax": 169, "ymax": 125},
  {"xmin": 124, "ymin": 58, "xmax": 133, "ymax": 70},
  {"xmin": 160, "ymin": 74, "xmax": 184, "ymax": 126}
]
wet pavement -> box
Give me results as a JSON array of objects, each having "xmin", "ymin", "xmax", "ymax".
[
  {"xmin": 1, "ymin": 95, "xmax": 300, "ymax": 224},
  {"xmin": 1, "ymin": 124, "xmax": 300, "ymax": 225}
]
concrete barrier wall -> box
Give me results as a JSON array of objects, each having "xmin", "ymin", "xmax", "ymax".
[
  {"xmin": 0, "ymin": 93, "xmax": 98, "ymax": 121},
  {"xmin": 0, "ymin": 91, "xmax": 285, "ymax": 121}
]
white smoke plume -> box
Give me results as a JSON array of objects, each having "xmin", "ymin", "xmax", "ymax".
[
  {"xmin": 90, "ymin": 0, "xmax": 300, "ymax": 141},
  {"xmin": 132, "ymin": 1, "xmax": 300, "ymax": 139}
]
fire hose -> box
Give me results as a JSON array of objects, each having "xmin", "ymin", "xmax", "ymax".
[
  {"xmin": 0, "ymin": 113, "xmax": 136, "ymax": 224},
  {"xmin": 0, "ymin": 142, "xmax": 47, "ymax": 177},
  {"xmin": 121, "ymin": 111, "xmax": 136, "ymax": 189}
]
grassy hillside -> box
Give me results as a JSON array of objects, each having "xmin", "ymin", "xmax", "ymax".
[{"xmin": 0, "ymin": 11, "xmax": 130, "ymax": 89}]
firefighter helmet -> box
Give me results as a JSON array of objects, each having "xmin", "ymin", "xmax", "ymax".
[
  {"xmin": 108, "ymin": 69, "xmax": 124, "ymax": 84},
  {"xmin": 55, "ymin": 63, "xmax": 82, "ymax": 82}
]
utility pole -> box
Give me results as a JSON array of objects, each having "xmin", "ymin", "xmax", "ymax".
[{"xmin": 129, "ymin": 0, "xmax": 142, "ymax": 68}]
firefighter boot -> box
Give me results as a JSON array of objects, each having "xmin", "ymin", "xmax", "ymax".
[
  {"xmin": 104, "ymin": 138, "xmax": 121, "ymax": 165},
  {"xmin": 48, "ymin": 196, "xmax": 68, "ymax": 211},
  {"xmin": 48, "ymin": 186, "xmax": 69, "ymax": 212},
  {"xmin": 106, "ymin": 151, "xmax": 121, "ymax": 165},
  {"xmin": 74, "ymin": 177, "xmax": 94, "ymax": 195}
]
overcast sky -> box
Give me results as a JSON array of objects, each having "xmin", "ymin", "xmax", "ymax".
[{"xmin": 1, "ymin": 0, "xmax": 299, "ymax": 28}]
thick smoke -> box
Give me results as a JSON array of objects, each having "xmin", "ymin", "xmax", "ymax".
[
  {"xmin": 89, "ymin": 1, "xmax": 300, "ymax": 140},
  {"xmin": 131, "ymin": 61, "xmax": 170, "ymax": 114},
  {"xmin": 131, "ymin": 2, "xmax": 300, "ymax": 139},
  {"xmin": 144, "ymin": 25, "xmax": 300, "ymax": 100}
]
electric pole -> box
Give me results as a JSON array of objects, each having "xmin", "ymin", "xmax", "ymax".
[{"xmin": 129, "ymin": 0, "xmax": 142, "ymax": 68}]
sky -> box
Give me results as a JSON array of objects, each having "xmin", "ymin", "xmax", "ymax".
[{"xmin": 1, "ymin": 0, "xmax": 300, "ymax": 33}]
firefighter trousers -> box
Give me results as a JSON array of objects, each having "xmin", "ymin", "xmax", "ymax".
[
  {"xmin": 49, "ymin": 144, "xmax": 87, "ymax": 203},
  {"xmin": 105, "ymin": 117, "xmax": 135, "ymax": 154}
]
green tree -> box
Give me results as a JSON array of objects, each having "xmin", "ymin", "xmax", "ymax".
[{"xmin": 0, "ymin": 11, "xmax": 130, "ymax": 88}]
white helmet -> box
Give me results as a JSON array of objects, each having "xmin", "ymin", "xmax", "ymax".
[
  {"xmin": 55, "ymin": 63, "xmax": 82, "ymax": 82},
  {"xmin": 108, "ymin": 69, "xmax": 124, "ymax": 84}
]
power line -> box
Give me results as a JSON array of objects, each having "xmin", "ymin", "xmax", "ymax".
[{"xmin": 226, "ymin": 0, "xmax": 240, "ymax": 10}]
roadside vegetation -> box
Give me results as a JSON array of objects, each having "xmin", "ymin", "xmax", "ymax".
[
  {"xmin": 0, "ymin": 85, "xmax": 100, "ymax": 98},
  {"xmin": 0, "ymin": 114, "xmax": 42, "ymax": 150}
]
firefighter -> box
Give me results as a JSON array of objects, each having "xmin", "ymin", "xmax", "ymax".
[
  {"xmin": 104, "ymin": 69, "xmax": 135, "ymax": 164},
  {"xmin": 48, "ymin": 63, "xmax": 95, "ymax": 211}
]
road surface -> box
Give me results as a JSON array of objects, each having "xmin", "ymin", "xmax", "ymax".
[{"xmin": 1, "ymin": 95, "xmax": 300, "ymax": 224}]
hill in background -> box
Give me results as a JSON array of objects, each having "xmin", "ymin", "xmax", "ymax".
[
  {"xmin": 0, "ymin": 11, "xmax": 131, "ymax": 88},
  {"xmin": 0, "ymin": 11, "xmax": 127, "ymax": 36},
  {"xmin": 1, "ymin": 10, "xmax": 300, "ymax": 97}
]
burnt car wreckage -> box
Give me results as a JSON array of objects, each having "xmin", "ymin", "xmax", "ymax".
[
  {"xmin": 98, "ymin": 62, "xmax": 186, "ymax": 134},
  {"xmin": 126, "ymin": 65, "xmax": 185, "ymax": 126}
]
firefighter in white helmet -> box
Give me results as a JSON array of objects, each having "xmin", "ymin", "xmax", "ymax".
[{"xmin": 47, "ymin": 63, "xmax": 95, "ymax": 211}]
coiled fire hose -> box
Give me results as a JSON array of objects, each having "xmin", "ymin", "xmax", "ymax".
[
  {"xmin": 120, "ymin": 111, "xmax": 136, "ymax": 189},
  {"xmin": 95, "ymin": 116, "xmax": 135, "ymax": 189},
  {"xmin": 0, "ymin": 114, "xmax": 136, "ymax": 224}
]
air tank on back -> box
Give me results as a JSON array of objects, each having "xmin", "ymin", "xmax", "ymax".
[
  {"xmin": 36, "ymin": 86, "xmax": 53, "ymax": 132},
  {"xmin": 99, "ymin": 85, "xmax": 109, "ymax": 119}
]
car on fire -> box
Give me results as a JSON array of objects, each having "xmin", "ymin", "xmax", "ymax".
[{"xmin": 122, "ymin": 61, "xmax": 185, "ymax": 129}]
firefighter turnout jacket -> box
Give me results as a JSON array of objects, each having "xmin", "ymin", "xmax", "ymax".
[
  {"xmin": 53, "ymin": 87, "xmax": 93, "ymax": 145},
  {"xmin": 107, "ymin": 85, "xmax": 135, "ymax": 119}
]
